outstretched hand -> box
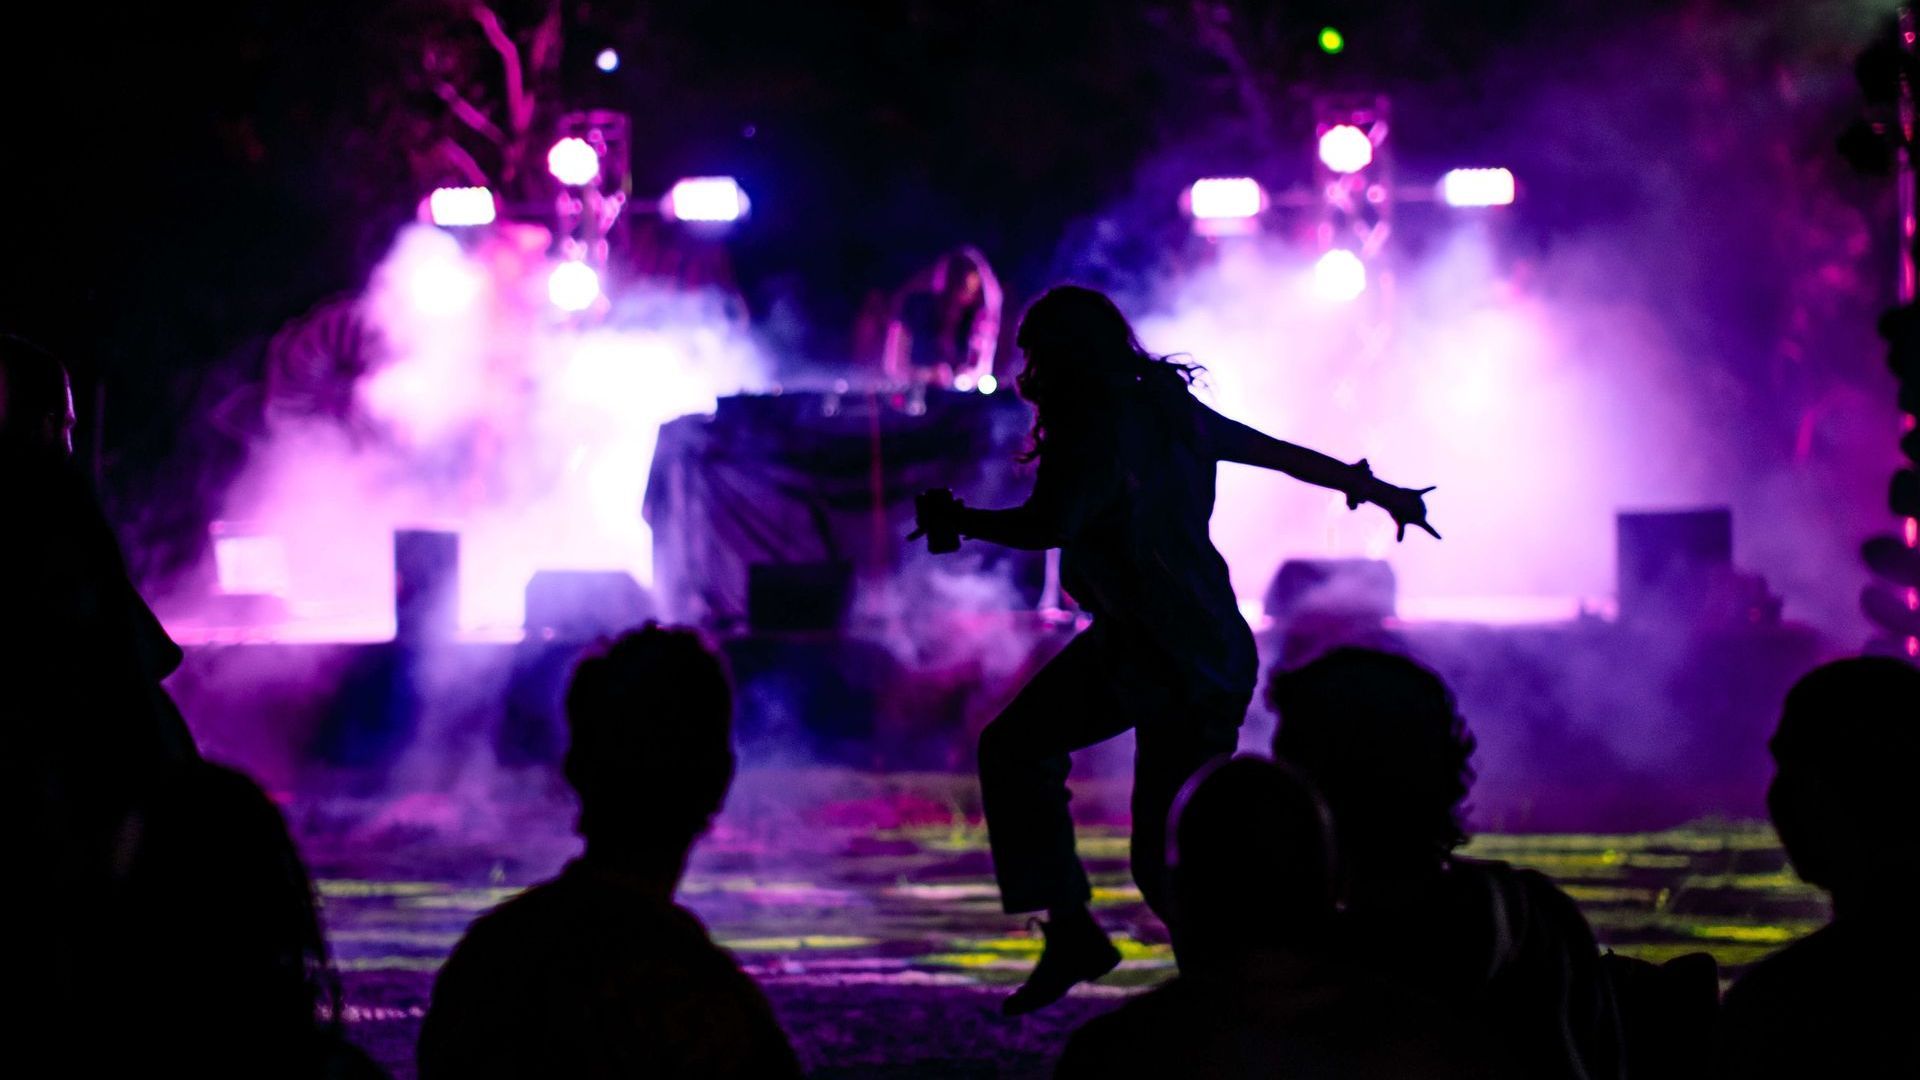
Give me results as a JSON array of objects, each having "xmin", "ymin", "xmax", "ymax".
[{"xmin": 1375, "ymin": 484, "xmax": 1440, "ymax": 542}]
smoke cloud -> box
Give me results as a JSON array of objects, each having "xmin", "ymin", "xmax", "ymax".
[
  {"xmin": 1132, "ymin": 229, "xmax": 1724, "ymax": 616},
  {"xmin": 216, "ymin": 223, "xmax": 771, "ymax": 637}
]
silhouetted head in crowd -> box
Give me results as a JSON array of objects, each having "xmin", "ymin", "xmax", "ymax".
[
  {"xmin": 564, "ymin": 623, "xmax": 736, "ymax": 872},
  {"xmin": 107, "ymin": 761, "xmax": 343, "ymax": 1070},
  {"xmin": 1269, "ymin": 648, "xmax": 1475, "ymax": 880},
  {"xmin": 1013, "ymin": 286, "xmax": 1198, "ymax": 459},
  {"xmin": 0, "ymin": 334, "xmax": 75, "ymax": 456},
  {"xmin": 1768, "ymin": 656, "xmax": 1920, "ymax": 914},
  {"xmin": 1167, "ymin": 755, "xmax": 1338, "ymax": 969}
]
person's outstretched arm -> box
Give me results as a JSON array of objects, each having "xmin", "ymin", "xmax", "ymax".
[
  {"xmin": 908, "ymin": 441, "xmax": 1115, "ymax": 552},
  {"xmin": 1204, "ymin": 406, "xmax": 1441, "ymax": 540},
  {"xmin": 947, "ymin": 445, "xmax": 1114, "ymax": 550}
]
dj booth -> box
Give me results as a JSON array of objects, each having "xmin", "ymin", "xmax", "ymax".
[{"xmin": 645, "ymin": 388, "xmax": 1044, "ymax": 626}]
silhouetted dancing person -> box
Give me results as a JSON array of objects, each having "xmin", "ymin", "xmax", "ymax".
[
  {"xmin": 1057, "ymin": 755, "xmax": 1496, "ymax": 1078},
  {"xmin": 910, "ymin": 286, "xmax": 1438, "ymax": 1015},
  {"xmin": 419, "ymin": 625, "xmax": 802, "ymax": 1079},
  {"xmin": 1715, "ymin": 657, "xmax": 1920, "ymax": 1078},
  {"xmin": 1270, "ymin": 648, "xmax": 1623, "ymax": 1080},
  {"xmin": 99, "ymin": 761, "xmax": 387, "ymax": 1078}
]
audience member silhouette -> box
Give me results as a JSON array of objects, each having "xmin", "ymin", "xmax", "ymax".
[
  {"xmin": 97, "ymin": 760, "xmax": 386, "ymax": 1078},
  {"xmin": 1, "ymin": 335, "xmax": 195, "ymax": 760},
  {"xmin": 5, "ymin": 335, "xmax": 198, "ymax": 1049},
  {"xmin": 911, "ymin": 285, "xmax": 1439, "ymax": 1015},
  {"xmin": 1269, "ymin": 648, "xmax": 1624, "ymax": 1080},
  {"xmin": 418, "ymin": 625, "xmax": 802, "ymax": 1079},
  {"xmin": 1058, "ymin": 755, "xmax": 1497, "ymax": 1078},
  {"xmin": 1715, "ymin": 657, "xmax": 1920, "ymax": 1078}
]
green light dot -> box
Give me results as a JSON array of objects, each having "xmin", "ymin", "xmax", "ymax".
[{"xmin": 1319, "ymin": 27, "xmax": 1345, "ymax": 55}]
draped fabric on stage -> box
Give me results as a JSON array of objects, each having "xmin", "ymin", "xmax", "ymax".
[{"xmin": 645, "ymin": 390, "xmax": 1040, "ymax": 626}]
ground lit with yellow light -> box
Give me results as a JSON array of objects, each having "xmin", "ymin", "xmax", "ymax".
[{"xmin": 307, "ymin": 772, "xmax": 1822, "ymax": 1078}]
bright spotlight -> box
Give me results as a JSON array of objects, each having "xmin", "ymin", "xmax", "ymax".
[
  {"xmin": 1313, "ymin": 249, "xmax": 1367, "ymax": 302},
  {"xmin": 663, "ymin": 176, "xmax": 749, "ymax": 223},
  {"xmin": 1186, "ymin": 177, "xmax": 1266, "ymax": 221},
  {"xmin": 978, "ymin": 374, "xmax": 999, "ymax": 395},
  {"xmin": 408, "ymin": 261, "xmax": 482, "ymax": 316},
  {"xmin": 547, "ymin": 137, "xmax": 601, "ymax": 186},
  {"xmin": 1439, "ymin": 167, "xmax": 1516, "ymax": 207},
  {"xmin": 1317, "ymin": 124, "xmax": 1374, "ymax": 174},
  {"xmin": 427, "ymin": 186, "xmax": 497, "ymax": 227},
  {"xmin": 595, "ymin": 48, "xmax": 620, "ymax": 73},
  {"xmin": 1318, "ymin": 27, "xmax": 1345, "ymax": 54},
  {"xmin": 548, "ymin": 261, "xmax": 602, "ymax": 312}
]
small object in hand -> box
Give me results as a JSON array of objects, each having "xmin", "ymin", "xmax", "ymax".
[{"xmin": 910, "ymin": 488, "xmax": 963, "ymax": 553}]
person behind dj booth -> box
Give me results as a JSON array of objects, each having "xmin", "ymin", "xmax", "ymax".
[
  {"xmin": 883, "ymin": 246, "xmax": 1001, "ymax": 388},
  {"xmin": 909, "ymin": 285, "xmax": 1439, "ymax": 1015}
]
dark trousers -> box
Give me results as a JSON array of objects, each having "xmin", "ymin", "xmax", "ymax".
[{"xmin": 978, "ymin": 624, "xmax": 1246, "ymax": 918}]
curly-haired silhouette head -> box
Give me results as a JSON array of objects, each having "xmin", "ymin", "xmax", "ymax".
[
  {"xmin": 564, "ymin": 623, "xmax": 736, "ymax": 862},
  {"xmin": 1768, "ymin": 656, "xmax": 1920, "ymax": 907},
  {"xmin": 107, "ymin": 762, "xmax": 343, "ymax": 1071},
  {"xmin": 1269, "ymin": 648, "xmax": 1476, "ymax": 874},
  {"xmin": 1012, "ymin": 286, "xmax": 1198, "ymax": 460}
]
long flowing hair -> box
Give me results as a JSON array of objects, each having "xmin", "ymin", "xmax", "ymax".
[{"xmin": 1012, "ymin": 286, "xmax": 1200, "ymax": 461}]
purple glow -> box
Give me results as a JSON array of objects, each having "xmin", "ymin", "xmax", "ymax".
[
  {"xmin": 1312, "ymin": 249, "xmax": 1367, "ymax": 301},
  {"xmin": 1131, "ymin": 228, "xmax": 1739, "ymax": 628},
  {"xmin": 547, "ymin": 261, "xmax": 602, "ymax": 312},
  {"xmin": 1439, "ymin": 168, "xmax": 1517, "ymax": 207},
  {"xmin": 1187, "ymin": 177, "xmax": 1266, "ymax": 221},
  {"xmin": 547, "ymin": 137, "xmax": 601, "ymax": 187},
  {"xmin": 663, "ymin": 177, "xmax": 749, "ymax": 223},
  {"xmin": 396, "ymin": 230, "xmax": 485, "ymax": 316},
  {"xmin": 209, "ymin": 223, "xmax": 768, "ymax": 634},
  {"xmin": 1317, "ymin": 124, "xmax": 1374, "ymax": 174},
  {"xmin": 210, "ymin": 525, "xmax": 291, "ymax": 596},
  {"xmin": 427, "ymin": 186, "xmax": 497, "ymax": 227}
]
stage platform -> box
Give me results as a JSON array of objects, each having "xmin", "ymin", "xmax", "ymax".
[
  {"xmin": 298, "ymin": 769, "xmax": 1824, "ymax": 1079},
  {"xmin": 168, "ymin": 605, "xmax": 1831, "ymax": 832}
]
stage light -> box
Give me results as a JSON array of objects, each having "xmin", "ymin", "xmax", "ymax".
[
  {"xmin": 663, "ymin": 176, "xmax": 749, "ymax": 223},
  {"xmin": 1317, "ymin": 125, "xmax": 1373, "ymax": 174},
  {"xmin": 595, "ymin": 48, "xmax": 620, "ymax": 73},
  {"xmin": 1313, "ymin": 249, "xmax": 1367, "ymax": 302},
  {"xmin": 1319, "ymin": 27, "xmax": 1345, "ymax": 54},
  {"xmin": 547, "ymin": 137, "xmax": 601, "ymax": 186},
  {"xmin": 210, "ymin": 524, "xmax": 290, "ymax": 597},
  {"xmin": 407, "ymin": 260, "xmax": 483, "ymax": 316},
  {"xmin": 978, "ymin": 374, "xmax": 998, "ymax": 395},
  {"xmin": 1186, "ymin": 177, "xmax": 1266, "ymax": 220},
  {"xmin": 427, "ymin": 186, "xmax": 497, "ymax": 227},
  {"xmin": 548, "ymin": 261, "xmax": 601, "ymax": 312},
  {"xmin": 1439, "ymin": 168, "xmax": 1516, "ymax": 207}
]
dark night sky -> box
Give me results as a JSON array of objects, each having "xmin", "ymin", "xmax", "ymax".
[{"xmin": 0, "ymin": 1, "xmax": 1595, "ymax": 368}]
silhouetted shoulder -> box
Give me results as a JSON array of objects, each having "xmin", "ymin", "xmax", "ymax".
[
  {"xmin": 420, "ymin": 863, "xmax": 801, "ymax": 1079},
  {"xmin": 1424, "ymin": 858, "xmax": 1622, "ymax": 1079},
  {"xmin": 314, "ymin": 1035, "xmax": 392, "ymax": 1080},
  {"xmin": 1717, "ymin": 921, "xmax": 1920, "ymax": 1077},
  {"xmin": 1058, "ymin": 966, "xmax": 1501, "ymax": 1079}
]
